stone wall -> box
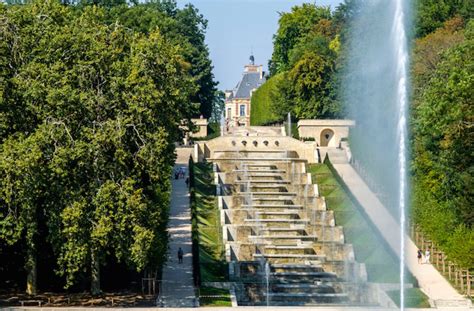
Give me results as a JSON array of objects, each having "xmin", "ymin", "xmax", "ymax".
[
  {"xmin": 297, "ymin": 120, "xmax": 355, "ymax": 147},
  {"xmin": 190, "ymin": 118, "xmax": 208, "ymax": 138},
  {"xmin": 195, "ymin": 136, "xmax": 318, "ymax": 163}
]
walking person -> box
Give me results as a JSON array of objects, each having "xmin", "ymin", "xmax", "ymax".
[
  {"xmin": 417, "ymin": 249, "xmax": 423, "ymax": 264},
  {"xmin": 178, "ymin": 247, "xmax": 184, "ymax": 264},
  {"xmin": 425, "ymin": 249, "xmax": 431, "ymax": 264}
]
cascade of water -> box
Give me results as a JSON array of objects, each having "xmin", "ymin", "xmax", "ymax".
[
  {"xmin": 287, "ymin": 112, "xmax": 291, "ymax": 137},
  {"xmin": 393, "ymin": 0, "xmax": 409, "ymax": 309},
  {"xmin": 303, "ymin": 183, "xmax": 309, "ymax": 226},
  {"xmin": 291, "ymin": 161, "xmax": 295, "ymax": 186},
  {"xmin": 265, "ymin": 261, "xmax": 270, "ymax": 307},
  {"xmin": 321, "ymin": 210, "xmax": 326, "ymax": 243}
]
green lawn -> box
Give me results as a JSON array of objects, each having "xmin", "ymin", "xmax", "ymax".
[
  {"xmin": 387, "ymin": 288, "xmax": 431, "ymax": 308},
  {"xmin": 191, "ymin": 162, "xmax": 227, "ymax": 283},
  {"xmin": 198, "ymin": 287, "xmax": 232, "ymax": 307},
  {"xmin": 309, "ymin": 164, "xmax": 403, "ymax": 283}
]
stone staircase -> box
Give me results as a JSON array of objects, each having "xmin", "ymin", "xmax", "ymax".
[{"xmin": 212, "ymin": 149, "xmax": 372, "ymax": 306}]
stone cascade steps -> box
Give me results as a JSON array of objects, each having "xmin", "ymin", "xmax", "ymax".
[
  {"xmin": 215, "ymin": 150, "xmax": 368, "ymax": 306},
  {"xmin": 236, "ymin": 179, "xmax": 291, "ymax": 184},
  {"xmin": 235, "ymin": 192, "xmax": 298, "ymax": 196},
  {"xmin": 233, "ymin": 169, "xmax": 287, "ymax": 173},
  {"xmin": 264, "ymin": 292, "xmax": 349, "ymax": 305},
  {"xmin": 271, "ymin": 264, "xmax": 324, "ymax": 273},
  {"xmin": 249, "ymin": 235, "xmax": 319, "ymax": 241},
  {"xmin": 270, "ymin": 282, "xmax": 345, "ymax": 295}
]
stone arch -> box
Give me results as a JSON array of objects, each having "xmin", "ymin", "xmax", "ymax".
[{"xmin": 320, "ymin": 128, "xmax": 335, "ymax": 147}]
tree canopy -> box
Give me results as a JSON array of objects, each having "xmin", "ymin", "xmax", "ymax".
[
  {"xmin": 415, "ymin": 0, "xmax": 473, "ymax": 37},
  {"xmin": 0, "ymin": 0, "xmax": 216, "ymax": 294},
  {"xmin": 251, "ymin": 3, "xmax": 350, "ymax": 124},
  {"xmin": 412, "ymin": 19, "xmax": 473, "ymax": 268}
]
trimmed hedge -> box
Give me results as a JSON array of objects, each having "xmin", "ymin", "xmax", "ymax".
[{"xmin": 250, "ymin": 74, "xmax": 282, "ymax": 125}]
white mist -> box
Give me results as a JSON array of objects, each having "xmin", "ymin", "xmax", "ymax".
[{"xmin": 345, "ymin": 0, "xmax": 411, "ymax": 309}]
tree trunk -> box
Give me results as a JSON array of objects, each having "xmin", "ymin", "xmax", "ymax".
[
  {"xmin": 26, "ymin": 247, "xmax": 37, "ymax": 295},
  {"xmin": 91, "ymin": 250, "xmax": 101, "ymax": 295},
  {"xmin": 25, "ymin": 219, "xmax": 37, "ymax": 295}
]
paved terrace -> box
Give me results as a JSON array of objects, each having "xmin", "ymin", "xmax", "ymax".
[
  {"xmin": 159, "ymin": 148, "xmax": 196, "ymax": 307},
  {"xmin": 332, "ymin": 163, "xmax": 471, "ymax": 308}
]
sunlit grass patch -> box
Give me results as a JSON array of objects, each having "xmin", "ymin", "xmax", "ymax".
[{"xmin": 199, "ymin": 287, "xmax": 231, "ymax": 307}]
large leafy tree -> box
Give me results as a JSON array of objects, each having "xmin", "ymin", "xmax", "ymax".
[
  {"xmin": 107, "ymin": 1, "xmax": 217, "ymax": 119},
  {"xmin": 0, "ymin": 0, "xmax": 196, "ymax": 294},
  {"xmin": 271, "ymin": 51, "xmax": 340, "ymax": 119},
  {"xmin": 269, "ymin": 4, "xmax": 332, "ymax": 75},
  {"xmin": 262, "ymin": 3, "xmax": 343, "ymax": 122}
]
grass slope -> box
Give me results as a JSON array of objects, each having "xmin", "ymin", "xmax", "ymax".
[
  {"xmin": 308, "ymin": 164, "xmax": 430, "ymax": 308},
  {"xmin": 191, "ymin": 162, "xmax": 227, "ymax": 282},
  {"xmin": 387, "ymin": 288, "xmax": 431, "ymax": 308},
  {"xmin": 191, "ymin": 162, "xmax": 231, "ymax": 306}
]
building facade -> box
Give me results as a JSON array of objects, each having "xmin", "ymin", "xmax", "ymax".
[{"xmin": 224, "ymin": 55, "xmax": 265, "ymax": 128}]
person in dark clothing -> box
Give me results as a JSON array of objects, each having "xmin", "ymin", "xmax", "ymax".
[
  {"xmin": 417, "ymin": 249, "xmax": 423, "ymax": 264},
  {"xmin": 178, "ymin": 247, "xmax": 183, "ymax": 264}
]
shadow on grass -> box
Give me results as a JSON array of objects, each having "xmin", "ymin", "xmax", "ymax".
[
  {"xmin": 308, "ymin": 163, "xmax": 431, "ymax": 308},
  {"xmin": 191, "ymin": 162, "xmax": 228, "ymax": 283},
  {"xmin": 309, "ymin": 163, "xmax": 411, "ymax": 284}
]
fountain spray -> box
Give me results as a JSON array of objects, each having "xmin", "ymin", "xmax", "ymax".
[
  {"xmin": 393, "ymin": 0, "xmax": 410, "ymax": 308},
  {"xmin": 345, "ymin": 0, "xmax": 411, "ymax": 308}
]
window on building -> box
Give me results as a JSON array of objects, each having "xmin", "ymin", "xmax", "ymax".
[
  {"xmin": 240, "ymin": 105, "xmax": 246, "ymax": 116},
  {"xmin": 227, "ymin": 108, "xmax": 231, "ymax": 118}
]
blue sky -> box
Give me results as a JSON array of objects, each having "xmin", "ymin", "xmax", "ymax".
[{"xmin": 177, "ymin": 0, "xmax": 343, "ymax": 90}]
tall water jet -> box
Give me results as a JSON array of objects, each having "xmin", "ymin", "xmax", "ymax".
[
  {"xmin": 393, "ymin": 0, "xmax": 410, "ymax": 308},
  {"xmin": 344, "ymin": 0, "xmax": 411, "ymax": 308}
]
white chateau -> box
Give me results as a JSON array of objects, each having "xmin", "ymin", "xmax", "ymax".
[{"xmin": 224, "ymin": 55, "xmax": 265, "ymax": 128}]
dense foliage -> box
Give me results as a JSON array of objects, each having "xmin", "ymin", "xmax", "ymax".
[
  {"xmin": 249, "ymin": 73, "xmax": 281, "ymax": 125},
  {"xmin": 251, "ymin": 1, "xmax": 358, "ymax": 124},
  {"xmin": 412, "ymin": 18, "xmax": 473, "ymax": 269},
  {"xmin": 414, "ymin": 0, "xmax": 473, "ymax": 38},
  {"xmin": 0, "ymin": 0, "xmax": 216, "ymax": 294}
]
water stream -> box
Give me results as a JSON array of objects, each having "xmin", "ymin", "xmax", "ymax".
[
  {"xmin": 345, "ymin": 0, "xmax": 411, "ymax": 308},
  {"xmin": 265, "ymin": 261, "xmax": 270, "ymax": 306},
  {"xmin": 393, "ymin": 0, "xmax": 409, "ymax": 308}
]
